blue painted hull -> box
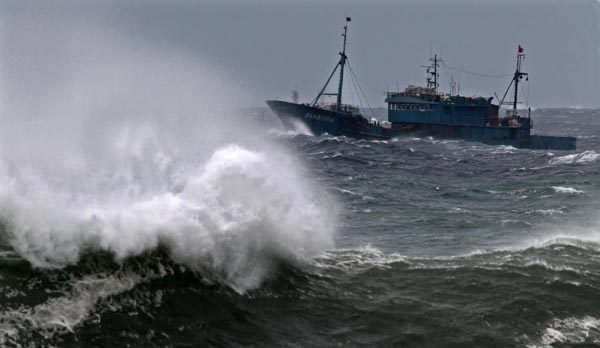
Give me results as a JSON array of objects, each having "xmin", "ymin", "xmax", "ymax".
[
  {"xmin": 266, "ymin": 100, "xmax": 390, "ymax": 139},
  {"xmin": 267, "ymin": 100, "xmax": 576, "ymax": 150}
]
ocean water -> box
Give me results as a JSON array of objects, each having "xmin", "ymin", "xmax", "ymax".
[{"xmin": 0, "ymin": 108, "xmax": 599, "ymax": 347}]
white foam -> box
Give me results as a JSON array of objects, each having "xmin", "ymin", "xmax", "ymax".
[
  {"xmin": 448, "ymin": 207, "xmax": 470, "ymax": 214},
  {"xmin": 527, "ymin": 208, "xmax": 565, "ymax": 216},
  {"xmin": 550, "ymin": 151, "xmax": 600, "ymax": 165},
  {"xmin": 530, "ymin": 316, "xmax": 600, "ymax": 348},
  {"xmin": 504, "ymin": 231, "xmax": 600, "ymax": 258},
  {"xmin": 322, "ymin": 152, "xmax": 343, "ymax": 159},
  {"xmin": 552, "ymin": 186, "xmax": 585, "ymax": 194},
  {"xmin": 0, "ymin": 272, "xmax": 141, "ymax": 345},
  {"xmin": 491, "ymin": 145, "xmax": 517, "ymax": 154},
  {"xmin": 313, "ymin": 246, "xmax": 407, "ymax": 272},
  {"xmin": 0, "ymin": 145, "xmax": 336, "ymax": 293},
  {"xmin": 334, "ymin": 188, "xmax": 357, "ymax": 196},
  {"xmin": 288, "ymin": 119, "xmax": 314, "ymax": 136},
  {"xmin": 0, "ymin": 15, "xmax": 337, "ymax": 294}
]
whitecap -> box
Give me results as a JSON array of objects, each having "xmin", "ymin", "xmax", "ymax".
[
  {"xmin": 527, "ymin": 209, "xmax": 565, "ymax": 216},
  {"xmin": 448, "ymin": 207, "xmax": 470, "ymax": 214},
  {"xmin": 313, "ymin": 246, "xmax": 407, "ymax": 272},
  {"xmin": 532, "ymin": 316, "xmax": 600, "ymax": 348},
  {"xmin": 552, "ymin": 186, "xmax": 585, "ymax": 194},
  {"xmin": 491, "ymin": 145, "xmax": 517, "ymax": 154},
  {"xmin": 550, "ymin": 151, "xmax": 600, "ymax": 165},
  {"xmin": 0, "ymin": 272, "xmax": 142, "ymax": 345}
]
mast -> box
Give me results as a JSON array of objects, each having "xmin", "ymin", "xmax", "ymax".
[
  {"xmin": 336, "ymin": 17, "xmax": 351, "ymax": 111},
  {"xmin": 432, "ymin": 54, "xmax": 439, "ymax": 93},
  {"xmin": 512, "ymin": 45, "xmax": 528, "ymax": 114},
  {"xmin": 311, "ymin": 16, "xmax": 352, "ymax": 109},
  {"xmin": 422, "ymin": 54, "xmax": 440, "ymax": 93},
  {"xmin": 499, "ymin": 45, "xmax": 529, "ymax": 116}
]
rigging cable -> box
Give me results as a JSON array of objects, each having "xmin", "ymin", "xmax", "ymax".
[
  {"xmin": 441, "ymin": 62, "xmax": 512, "ymax": 79},
  {"xmin": 346, "ymin": 62, "xmax": 365, "ymax": 109},
  {"xmin": 346, "ymin": 63, "xmax": 387, "ymax": 94},
  {"xmin": 348, "ymin": 65, "xmax": 366, "ymax": 112},
  {"xmin": 347, "ymin": 66, "xmax": 360, "ymax": 108},
  {"xmin": 347, "ymin": 62, "xmax": 377, "ymax": 118},
  {"xmin": 441, "ymin": 63, "xmax": 454, "ymax": 94},
  {"xmin": 348, "ymin": 64, "xmax": 372, "ymax": 117}
]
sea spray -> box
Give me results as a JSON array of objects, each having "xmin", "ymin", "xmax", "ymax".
[
  {"xmin": 0, "ymin": 12, "xmax": 337, "ymax": 293},
  {"xmin": 0, "ymin": 143, "xmax": 336, "ymax": 292}
]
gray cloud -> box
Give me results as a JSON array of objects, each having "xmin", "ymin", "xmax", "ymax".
[{"xmin": 2, "ymin": 0, "xmax": 599, "ymax": 108}]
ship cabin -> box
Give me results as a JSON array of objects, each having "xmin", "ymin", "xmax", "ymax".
[
  {"xmin": 385, "ymin": 84, "xmax": 534, "ymax": 140},
  {"xmin": 387, "ymin": 85, "xmax": 529, "ymax": 126},
  {"xmin": 385, "ymin": 84, "xmax": 500, "ymax": 125}
]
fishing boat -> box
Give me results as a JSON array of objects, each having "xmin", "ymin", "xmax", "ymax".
[{"xmin": 266, "ymin": 18, "xmax": 576, "ymax": 150}]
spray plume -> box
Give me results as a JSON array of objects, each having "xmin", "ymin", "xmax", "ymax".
[{"xmin": 0, "ymin": 9, "xmax": 336, "ymax": 292}]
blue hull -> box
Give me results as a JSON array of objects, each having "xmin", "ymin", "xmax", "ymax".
[
  {"xmin": 267, "ymin": 100, "xmax": 576, "ymax": 150},
  {"xmin": 266, "ymin": 100, "xmax": 390, "ymax": 139}
]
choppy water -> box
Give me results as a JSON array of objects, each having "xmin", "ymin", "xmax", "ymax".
[{"xmin": 1, "ymin": 108, "xmax": 600, "ymax": 347}]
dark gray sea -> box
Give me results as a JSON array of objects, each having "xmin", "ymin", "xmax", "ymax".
[{"xmin": 1, "ymin": 108, "xmax": 599, "ymax": 347}]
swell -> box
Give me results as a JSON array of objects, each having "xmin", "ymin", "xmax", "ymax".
[
  {"xmin": 2, "ymin": 239, "xmax": 600, "ymax": 347},
  {"xmin": 304, "ymin": 243, "xmax": 600, "ymax": 347},
  {"xmin": 0, "ymin": 247, "xmax": 307, "ymax": 347}
]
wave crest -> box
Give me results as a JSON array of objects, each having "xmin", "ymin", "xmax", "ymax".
[
  {"xmin": 0, "ymin": 144, "xmax": 336, "ymax": 293},
  {"xmin": 550, "ymin": 150, "xmax": 600, "ymax": 165}
]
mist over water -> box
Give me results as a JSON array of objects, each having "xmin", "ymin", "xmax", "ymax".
[{"xmin": 0, "ymin": 12, "xmax": 336, "ymax": 294}]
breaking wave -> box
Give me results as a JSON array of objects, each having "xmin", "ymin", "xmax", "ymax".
[
  {"xmin": 0, "ymin": 17, "xmax": 336, "ymax": 294},
  {"xmin": 534, "ymin": 316, "xmax": 600, "ymax": 348},
  {"xmin": 550, "ymin": 150, "xmax": 600, "ymax": 165},
  {"xmin": 552, "ymin": 186, "xmax": 585, "ymax": 194},
  {"xmin": 0, "ymin": 143, "xmax": 336, "ymax": 293}
]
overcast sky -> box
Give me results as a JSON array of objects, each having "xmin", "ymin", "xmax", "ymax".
[{"xmin": 2, "ymin": 0, "xmax": 600, "ymax": 109}]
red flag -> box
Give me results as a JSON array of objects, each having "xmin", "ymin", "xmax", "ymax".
[
  {"xmin": 518, "ymin": 45, "xmax": 524, "ymax": 53},
  {"xmin": 346, "ymin": 16, "xmax": 352, "ymax": 22}
]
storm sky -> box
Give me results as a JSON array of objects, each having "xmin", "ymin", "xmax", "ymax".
[{"xmin": 2, "ymin": 0, "xmax": 600, "ymax": 109}]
